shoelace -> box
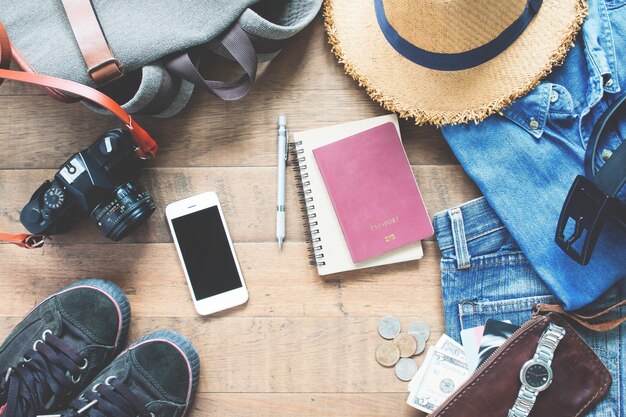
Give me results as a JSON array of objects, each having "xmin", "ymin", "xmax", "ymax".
[
  {"xmin": 0, "ymin": 330, "xmax": 87, "ymax": 417},
  {"xmin": 58, "ymin": 377, "xmax": 153, "ymax": 417}
]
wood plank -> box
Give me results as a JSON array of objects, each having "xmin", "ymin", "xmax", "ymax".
[
  {"xmin": 0, "ymin": 167, "xmax": 480, "ymax": 244},
  {"xmin": 0, "ymin": 20, "xmax": 456, "ymax": 169},
  {"xmin": 0, "ymin": 241, "xmax": 444, "ymax": 319},
  {"xmin": 0, "ymin": 97, "xmax": 452, "ymax": 169},
  {"xmin": 189, "ymin": 393, "xmax": 425, "ymax": 417},
  {"xmin": 0, "ymin": 315, "xmax": 445, "ymax": 394}
]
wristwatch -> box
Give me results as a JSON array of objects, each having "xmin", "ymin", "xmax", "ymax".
[{"xmin": 508, "ymin": 323, "xmax": 566, "ymax": 417}]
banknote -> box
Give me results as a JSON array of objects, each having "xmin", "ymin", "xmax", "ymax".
[
  {"xmin": 408, "ymin": 334, "xmax": 466, "ymax": 392},
  {"xmin": 434, "ymin": 334, "xmax": 466, "ymax": 360},
  {"xmin": 408, "ymin": 347, "xmax": 434, "ymax": 392},
  {"xmin": 406, "ymin": 347, "xmax": 470, "ymax": 413}
]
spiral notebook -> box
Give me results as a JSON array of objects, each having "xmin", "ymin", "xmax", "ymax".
[{"xmin": 292, "ymin": 115, "xmax": 424, "ymax": 276}]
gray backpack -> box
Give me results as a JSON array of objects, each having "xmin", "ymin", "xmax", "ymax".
[{"xmin": 0, "ymin": 0, "xmax": 322, "ymax": 117}]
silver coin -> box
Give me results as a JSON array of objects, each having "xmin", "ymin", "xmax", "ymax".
[
  {"xmin": 410, "ymin": 332, "xmax": 426, "ymax": 356},
  {"xmin": 408, "ymin": 321, "xmax": 430, "ymax": 342},
  {"xmin": 378, "ymin": 316, "xmax": 402, "ymax": 339},
  {"xmin": 394, "ymin": 358, "xmax": 418, "ymax": 381}
]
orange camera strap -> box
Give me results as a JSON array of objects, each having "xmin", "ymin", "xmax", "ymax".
[{"xmin": 0, "ymin": 20, "xmax": 158, "ymax": 249}]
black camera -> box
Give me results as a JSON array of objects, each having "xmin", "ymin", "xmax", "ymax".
[{"xmin": 20, "ymin": 128, "xmax": 156, "ymax": 241}]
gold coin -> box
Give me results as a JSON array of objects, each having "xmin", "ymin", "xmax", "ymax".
[
  {"xmin": 375, "ymin": 342, "xmax": 401, "ymax": 367},
  {"xmin": 394, "ymin": 333, "xmax": 417, "ymax": 358}
]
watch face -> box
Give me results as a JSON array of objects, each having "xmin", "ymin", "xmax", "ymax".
[{"xmin": 524, "ymin": 363, "xmax": 551, "ymax": 389}]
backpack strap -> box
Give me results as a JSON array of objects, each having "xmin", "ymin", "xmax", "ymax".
[
  {"xmin": 60, "ymin": 0, "xmax": 124, "ymax": 85},
  {"xmin": 165, "ymin": 22, "xmax": 258, "ymax": 101}
]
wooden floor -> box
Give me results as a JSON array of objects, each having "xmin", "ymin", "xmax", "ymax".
[{"xmin": 0, "ymin": 17, "xmax": 480, "ymax": 417}]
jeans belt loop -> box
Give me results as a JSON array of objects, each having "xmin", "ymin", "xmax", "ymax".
[{"xmin": 448, "ymin": 207, "xmax": 471, "ymax": 270}]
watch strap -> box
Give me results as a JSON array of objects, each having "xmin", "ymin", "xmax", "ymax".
[
  {"xmin": 508, "ymin": 386, "xmax": 538, "ymax": 417},
  {"xmin": 535, "ymin": 322, "xmax": 565, "ymax": 364},
  {"xmin": 508, "ymin": 323, "xmax": 566, "ymax": 417}
]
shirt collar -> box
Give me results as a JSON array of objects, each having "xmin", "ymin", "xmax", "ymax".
[
  {"xmin": 501, "ymin": 83, "xmax": 552, "ymax": 138},
  {"xmin": 500, "ymin": 0, "xmax": 619, "ymax": 137}
]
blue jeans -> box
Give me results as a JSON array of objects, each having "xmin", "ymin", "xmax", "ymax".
[
  {"xmin": 435, "ymin": 197, "xmax": 625, "ymax": 417},
  {"xmin": 440, "ymin": 0, "xmax": 626, "ymax": 311}
]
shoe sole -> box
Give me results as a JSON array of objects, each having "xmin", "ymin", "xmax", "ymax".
[
  {"xmin": 49, "ymin": 278, "xmax": 131, "ymax": 351},
  {"xmin": 129, "ymin": 330, "xmax": 201, "ymax": 417}
]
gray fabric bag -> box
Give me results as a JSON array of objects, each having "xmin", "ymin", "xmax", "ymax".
[{"xmin": 0, "ymin": 0, "xmax": 322, "ymax": 117}]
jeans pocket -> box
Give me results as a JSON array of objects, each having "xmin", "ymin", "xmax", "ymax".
[
  {"xmin": 440, "ymin": 227, "xmax": 525, "ymax": 271},
  {"xmin": 458, "ymin": 294, "xmax": 557, "ymax": 330}
]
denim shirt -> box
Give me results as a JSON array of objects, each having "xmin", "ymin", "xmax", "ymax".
[{"xmin": 441, "ymin": 0, "xmax": 626, "ymax": 311}]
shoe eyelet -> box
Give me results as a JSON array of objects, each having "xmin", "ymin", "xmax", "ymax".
[
  {"xmin": 150, "ymin": 413, "xmax": 155, "ymax": 417},
  {"xmin": 70, "ymin": 372, "xmax": 81, "ymax": 384},
  {"xmin": 78, "ymin": 358, "xmax": 89, "ymax": 370},
  {"xmin": 91, "ymin": 383, "xmax": 102, "ymax": 393},
  {"xmin": 4, "ymin": 367, "xmax": 12, "ymax": 382},
  {"xmin": 32, "ymin": 339, "xmax": 42, "ymax": 352},
  {"xmin": 41, "ymin": 329, "xmax": 52, "ymax": 341},
  {"xmin": 104, "ymin": 375, "xmax": 117, "ymax": 386}
]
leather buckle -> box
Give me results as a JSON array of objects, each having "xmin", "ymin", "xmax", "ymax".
[
  {"xmin": 88, "ymin": 58, "xmax": 124, "ymax": 85},
  {"xmin": 555, "ymin": 176, "xmax": 619, "ymax": 265}
]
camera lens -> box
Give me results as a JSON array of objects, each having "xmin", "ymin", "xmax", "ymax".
[{"xmin": 90, "ymin": 183, "xmax": 156, "ymax": 241}]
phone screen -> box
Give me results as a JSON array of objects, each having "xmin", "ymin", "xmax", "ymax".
[{"xmin": 171, "ymin": 206, "xmax": 242, "ymax": 300}]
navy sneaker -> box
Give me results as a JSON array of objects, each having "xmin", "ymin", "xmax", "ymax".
[
  {"xmin": 57, "ymin": 330, "xmax": 200, "ymax": 417},
  {"xmin": 0, "ymin": 279, "xmax": 130, "ymax": 417}
]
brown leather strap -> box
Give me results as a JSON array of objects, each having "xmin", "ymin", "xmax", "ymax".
[
  {"xmin": 0, "ymin": 19, "xmax": 158, "ymax": 249},
  {"xmin": 11, "ymin": 44, "xmax": 80, "ymax": 103},
  {"xmin": 0, "ymin": 233, "xmax": 46, "ymax": 249},
  {"xmin": 534, "ymin": 301, "xmax": 626, "ymax": 332},
  {"xmin": 0, "ymin": 19, "xmax": 10, "ymax": 75},
  {"xmin": 1, "ymin": 16, "xmax": 77, "ymax": 102},
  {"xmin": 61, "ymin": 0, "xmax": 123, "ymax": 85},
  {"xmin": 0, "ymin": 20, "xmax": 156, "ymax": 156}
]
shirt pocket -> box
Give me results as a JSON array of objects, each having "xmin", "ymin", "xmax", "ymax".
[{"xmin": 606, "ymin": 0, "xmax": 626, "ymax": 10}]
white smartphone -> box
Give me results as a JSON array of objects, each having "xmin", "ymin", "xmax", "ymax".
[{"xmin": 166, "ymin": 192, "xmax": 249, "ymax": 315}]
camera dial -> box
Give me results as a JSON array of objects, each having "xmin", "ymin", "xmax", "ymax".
[{"xmin": 44, "ymin": 185, "xmax": 65, "ymax": 210}]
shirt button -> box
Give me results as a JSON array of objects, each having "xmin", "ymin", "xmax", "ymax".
[
  {"xmin": 605, "ymin": 78, "xmax": 614, "ymax": 87},
  {"xmin": 529, "ymin": 119, "xmax": 540, "ymax": 130},
  {"xmin": 550, "ymin": 90, "xmax": 559, "ymax": 103},
  {"xmin": 601, "ymin": 149, "xmax": 613, "ymax": 161}
]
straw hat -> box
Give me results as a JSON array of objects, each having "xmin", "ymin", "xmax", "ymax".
[{"xmin": 324, "ymin": 0, "xmax": 587, "ymax": 125}]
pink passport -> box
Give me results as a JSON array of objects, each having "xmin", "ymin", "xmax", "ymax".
[{"xmin": 313, "ymin": 122, "xmax": 433, "ymax": 263}]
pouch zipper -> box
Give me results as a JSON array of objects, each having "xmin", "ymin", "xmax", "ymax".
[{"xmin": 428, "ymin": 314, "xmax": 546, "ymax": 416}]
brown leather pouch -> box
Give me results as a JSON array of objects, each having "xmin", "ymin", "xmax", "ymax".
[{"xmin": 429, "ymin": 307, "xmax": 620, "ymax": 417}]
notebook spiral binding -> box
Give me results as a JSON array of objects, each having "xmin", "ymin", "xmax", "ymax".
[{"xmin": 289, "ymin": 141, "xmax": 325, "ymax": 267}]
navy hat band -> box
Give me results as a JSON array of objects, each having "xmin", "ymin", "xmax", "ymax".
[{"xmin": 374, "ymin": 0, "xmax": 543, "ymax": 71}]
